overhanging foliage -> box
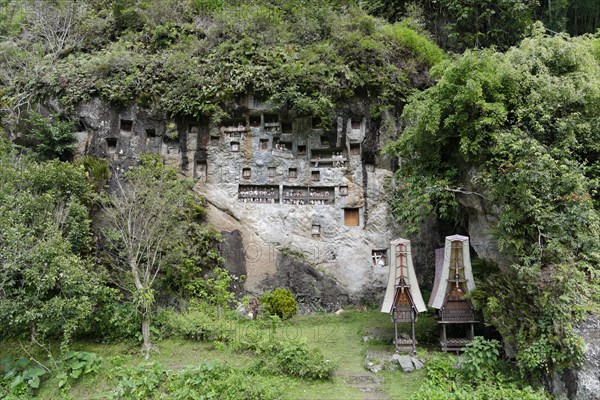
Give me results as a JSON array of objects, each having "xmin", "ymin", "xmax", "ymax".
[
  {"xmin": 0, "ymin": 0, "xmax": 444, "ymax": 127},
  {"xmin": 385, "ymin": 29, "xmax": 600, "ymax": 375}
]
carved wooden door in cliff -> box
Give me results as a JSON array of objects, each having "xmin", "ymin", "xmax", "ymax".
[{"xmin": 344, "ymin": 208, "xmax": 359, "ymax": 226}]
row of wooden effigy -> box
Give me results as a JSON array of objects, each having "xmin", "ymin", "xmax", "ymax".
[
  {"xmin": 380, "ymin": 235, "xmax": 478, "ymax": 354},
  {"xmin": 281, "ymin": 198, "xmax": 329, "ymax": 205}
]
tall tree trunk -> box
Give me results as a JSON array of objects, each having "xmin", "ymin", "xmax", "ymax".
[
  {"xmin": 131, "ymin": 257, "xmax": 156, "ymax": 360},
  {"xmin": 142, "ymin": 312, "xmax": 152, "ymax": 360}
]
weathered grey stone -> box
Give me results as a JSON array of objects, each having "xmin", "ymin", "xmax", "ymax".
[
  {"xmin": 219, "ymin": 229, "xmax": 246, "ymax": 297},
  {"xmin": 397, "ymin": 355, "xmax": 414, "ymax": 372},
  {"xmin": 260, "ymin": 253, "xmax": 350, "ymax": 312},
  {"xmin": 454, "ymin": 166, "xmax": 511, "ymax": 270},
  {"xmin": 366, "ymin": 350, "xmax": 397, "ymax": 373},
  {"xmin": 410, "ymin": 356, "xmax": 424, "ymax": 370},
  {"xmin": 68, "ymin": 99, "xmax": 404, "ymax": 311},
  {"xmin": 570, "ymin": 315, "xmax": 600, "ymax": 400},
  {"xmin": 235, "ymin": 304, "xmax": 253, "ymax": 319},
  {"xmin": 366, "ymin": 362, "xmax": 384, "ymax": 374}
]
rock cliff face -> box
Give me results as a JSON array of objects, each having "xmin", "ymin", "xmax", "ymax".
[
  {"xmin": 573, "ymin": 315, "xmax": 600, "ymax": 400},
  {"xmin": 260, "ymin": 253, "xmax": 352, "ymax": 312},
  {"xmin": 549, "ymin": 314, "xmax": 600, "ymax": 400},
  {"xmin": 72, "ymin": 97, "xmax": 398, "ymax": 304}
]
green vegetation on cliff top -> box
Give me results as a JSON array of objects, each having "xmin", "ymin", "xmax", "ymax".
[{"xmin": 1, "ymin": 0, "xmax": 444, "ymax": 128}]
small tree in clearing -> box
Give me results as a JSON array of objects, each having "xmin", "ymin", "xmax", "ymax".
[{"xmin": 102, "ymin": 154, "xmax": 192, "ymax": 359}]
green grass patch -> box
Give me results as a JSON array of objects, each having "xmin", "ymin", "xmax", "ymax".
[{"xmin": 3, "ymin": 310, "xmax": 434, "ymax": 399}]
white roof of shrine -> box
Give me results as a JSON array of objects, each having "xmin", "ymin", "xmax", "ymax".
[
  {"xmin": 381, "ymin": 238, "xmax": 427, "ymax": 314},
  {"xmin": 428, "ymin": 235, "xmax": 475, "ymax": 309}
]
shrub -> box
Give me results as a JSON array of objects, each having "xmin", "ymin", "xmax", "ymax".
[
  {"xmin": 382, "ymin": 22, "xmax": 445, "ymax": 66},
  {"xmin": 192, "ymin": 0, "xmax": 225, "ymax": 14},
  {"xmin": 273, "ymin": 339, "xmax": 334, "ymax": 380},
  {"xmin": 239, "ymin": 333, "xmax": 336, "ymax": 381},
  {"xmin": 423, "ymin": 354, "xmax": 460, "ymax": 391},
  {"xmin": 19, "ymin": 112, "xmax": 77, "ymax": 161},
  {"xmin": 460, "ymin": 336, "xmax": 501, "ymax": 381},
  {"xmin": 56, "ymin": 351, "xmax": 102, "ymax": 389},
  {"xmin": 410, "ymin": 381, "xmax": 549, "ymax": 400},
  {"xmin": 89, "ymin": 295, "xmax": 140, "ymax": 342},
  {"xmin": 0, "ymin": 351, "xmax": 102, "ymax": 396},
  {"xmin": 150, "ymin": 309, "xmax": 335, "ymax": 381},
  {"xmin": 107, "ymin": 362, "xmax": 168, "ymax": 399},
  {"xmin": 167, "ymin": 362, "xmax": 281, "ymax": 400},
  {"xmin": 0, "ymin": 357, "xmax": 47, "ymax": 397},
  {"xmin": 62, "ymin": 200, "xmax": 93, "ymax": 255},
  {"xmin": 260, "ymin": 288, "xmax": 298, "ymax": 319},
  {"xmin": 410, "ymin": 351, "xmax": 549, "ymax": 400},
  {"xmin": 414, "ymin": 313, "xmax": 439, "ymax": 345},
  {"xmin": 80, "ymin": 155, "xmax": 110, "ymax": 193},
  {"xmin": 104, "ymin": 361, "xmax": 282, "ymax": 399},
  {"xmin": 156, "ymin": 309, "xmax": 231, "ymax": 342},
  {"xmin": 185, "ymin": 267, "xmax": 235, "ymax": 312}
]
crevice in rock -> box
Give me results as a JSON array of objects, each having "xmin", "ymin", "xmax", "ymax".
[{"xmin": 260, "ymin": 253, "xmax": 350, "ymax": 312}]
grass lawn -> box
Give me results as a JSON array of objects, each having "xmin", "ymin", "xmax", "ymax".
[{"xmin": 2, "ymin": 309, "xmax": 436, "ymax": 399}]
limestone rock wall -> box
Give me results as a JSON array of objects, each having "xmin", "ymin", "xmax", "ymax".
[
  {"xmin": 549, "ymin": 315, "xmax": 600, "ymax": 400},
  {"xmin": 573, "ymin": 315, "xmax": 600, "ymax": 400},
  {"xmin": 73, "ymin": 98, "xmax": 399, "ymax": 304}
]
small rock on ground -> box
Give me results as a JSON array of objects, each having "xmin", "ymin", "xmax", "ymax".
[
  {"xmin": 396, "ymin": 355, "xmax": 414, "ymax": 372},
  {"xmin": 365, "ymin": 350, "xmax": 395, "ymax": 373},
  {"xmin": 411, "ymin": 356, "xmax": 424, "ymax": 370}
]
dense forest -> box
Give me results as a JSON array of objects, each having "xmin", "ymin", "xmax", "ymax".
[{"xmin": 0, "ymin": 1, "xmax": 599, "ymax": 399}]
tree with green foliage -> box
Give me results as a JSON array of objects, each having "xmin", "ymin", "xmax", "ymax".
[
  {"xmin": 361, "ymin": 0, "xmax": 538, "ymax": 51},
  {"xmin": 537, "ymin": 0, "xmax": 600, "ymax": 36},
  {"xmin": 364, "ymin": 0, "xmax": 600, "ymax": 51},
  {"xmin": 439, "ymin": 0, "xmax": 537, "ymax": 50},
  {"xmin": 16, "ymin": 112, "xmax": 77, "ymax": 161},
  {"xmin": 101, "ymin": 154, "xmax": 213, "ymax": 359},
  {"xmin": 0, "ymin": 1, "xmax": 443, "ymax": 128},
  {"xmin": 0, "ymin": 137, "xmax": 106, "ymax": 347},
  {"xmin": 385, "ymin": 29, "xmax": 600, "ymax": 379}
]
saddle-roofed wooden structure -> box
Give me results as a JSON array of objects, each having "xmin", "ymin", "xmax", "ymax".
[
  {"xmin": 381, "ymin": 238, "xmax": 426, "ymax": 353},
  {"xmin": 429, "ymin": 234, "xmax": 478, "ymax": 352}
]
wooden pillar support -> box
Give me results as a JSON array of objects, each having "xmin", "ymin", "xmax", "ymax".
[
  {"xmin": 442, "ymin": 324, "xmax": 447, "ymax": 351},
  {"xmin": 411, "ymin": 313, "xmax": 416, "ymax": 354}
]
